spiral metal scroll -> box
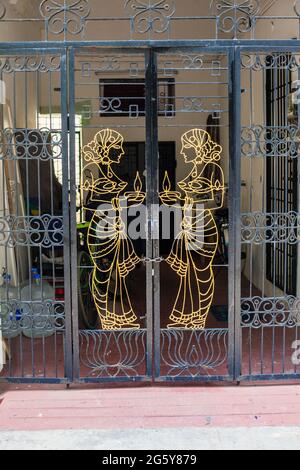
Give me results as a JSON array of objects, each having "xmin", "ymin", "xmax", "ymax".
[
  {"xmin": 0, "ymin": 56, "xmax": 61, "ymax": 74},
  {"xmin": 125, "ymin": 0, "xmax": 176, "ymax": 34},
  {"xmin": 214, "ymin": 0, "xmax": 260, "ymax": 36},
  {"xmin": 0, "ymin": 215, "xmax": 64, "ymax": 248},
  {"xmin": 40, "ymin": 0, "xmax": 90, "ymax": 35}
]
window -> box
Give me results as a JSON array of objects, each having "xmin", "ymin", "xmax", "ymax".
[
  {"xmin": 99, "ymin": 78, "xmax": 175, "ymax": 117},
  {"xmin": 265, "ymin": 55, "xmax": 298, "ymax": 295},
  {"xmin": 38, "ymin": 113, "xmax": 82, "ymax": 187}
]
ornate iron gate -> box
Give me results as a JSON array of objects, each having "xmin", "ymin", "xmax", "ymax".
[
  {"xmin": 0, "ymin": 48, "xmax": 72, "ymax": 383},
  {"xmin": 239, "ymin": 47, "xmax": 300, "ymax": 381},
  {"xmin": 68, "ymin": 46, "xmax": 236, "ymax": 383},
  {"xmin": 0, "ymin": 3, "xmax": 300, "ymax": 385}
]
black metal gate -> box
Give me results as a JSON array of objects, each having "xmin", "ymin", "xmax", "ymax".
[
  {"xmin": 0, "ymin": 43, "xmax": 300, "ymax": 384},
  {"xmin": 66, "ymin": 46, "xmax": 236, "ymax": 383},
  {"xmin": 0, "ymin": 48, "xmax": 72, "ymax": 383},
  {"xmin": 239, "ymin": 46, "xmax": 300, "ymax": 381}
]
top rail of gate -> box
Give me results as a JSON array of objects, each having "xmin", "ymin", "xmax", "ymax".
[{"xmin": 1, "ymin": 1, "xmax": 300, "ymax": 44}]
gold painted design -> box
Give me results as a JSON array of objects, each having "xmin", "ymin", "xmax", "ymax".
[
  {"xmin": 160, "ymin": 129, "xmax": 225, "ymax": 330},
  {"xmin": 81, "ymin": 129, "xmax": 145, "ymax": 330}
]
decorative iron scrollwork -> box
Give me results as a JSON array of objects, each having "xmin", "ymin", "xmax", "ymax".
[
  {"xmin": 0, "ymin": 301, "xmax": 65, "ymax": 333},
  {"xmin": 81, "ymin": 57, "xmax": 120, "ymax": 77},
  {"xmin": 183, "ymin": 98, "xmax": 204, "ymax": 112},
  {"xmin": 241, "ymin": 296, "xmax": 299, "ymax": 327},
  {"xmin": 0, "ymin": 56, "xmax": 61, "ymax": 74},
  {"xmin": 0, "ymin": 215, "xmax": 64, "ymax": 248},
  {"xmin": 214, "ymin": 0, "xmax": 260, "ymax": 36},
  {"xmin": 0, "ymin": 128, "xmax": 62, "ymax": 161},
  {"xmin": 40, "ymin": 0, "xmax": 90, "ymax": 35},
  {"xmin": 241, "ymin": 212, "xmax": 300, "ymax": 244},
  {"xmin": 161, "ymin": 329, "xmax": 228, "ymax": 377},
  {"xmin": 79, "ymin": 330, "xmax": 146, "ymax": 377},
  {"xmin": 100, "ymin": 98, "xmax": 122, "ymax": 114},
  {"xmin": 181, "ymin": 55, "xmax": 204, "ymax": 70},
  {"xmin": 125, "ymin": 0, "xmax": 176, "ymax": 34},
  {"xmin": 294, "ymin": 0, "xmax": 300, "ymax": 17},
  {"xmin": 0, "ymin": 2, "xmax": 5, "ymax": 20},
  {"xmin": 241, "ymin": 126, "xmax": 300, "ymax": 159},
  {"xmin": 241, "ymin": 53, "xmax": 300, "ymax": 71}
]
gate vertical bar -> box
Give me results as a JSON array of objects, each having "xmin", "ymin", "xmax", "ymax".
[
  {"xmin": 145, "ymin": 49, "xmax": 159, "ymax": 378},
  {"xmin": 68, "ymin": 46, "xmax": 80, "ymax": 381},
  {"xmin": 61, "ymin": 49, "xmax": 73, "ymax": 381},
  {"xmin": 152, "ymin": 50, "xmax": 160, "ymax": 379},
  {"xmin": 145, "ymin": 49, "xmax": 153, "ymax": 378},
  {"xmin": 228, "ymin": 46, "xmax": 242, "ymax": 380}
]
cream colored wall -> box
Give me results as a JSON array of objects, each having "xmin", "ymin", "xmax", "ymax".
[
  {"xmin": 252, "ymin": 0, "xmax": 298, "ymax": 40},
  {"xmin": 0, "ymin": 1, "xmax": 41, "ymax": 42}
]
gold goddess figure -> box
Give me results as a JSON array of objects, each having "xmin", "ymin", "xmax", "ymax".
[
  {"xmin": 160, "ymin": 129, "xmax": 224, "ymax": 330},
  {"xmin": 81, "ymin": 129, "xmax": 145, "ymax": 330}
]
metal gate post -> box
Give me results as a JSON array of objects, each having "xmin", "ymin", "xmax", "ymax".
[
  {"xmin": 68, "ymin": 46, "xmax": 80, "ymax": 381},
  {"xmin": 228, "ymin": 46, "xmax": 242, "ymax": 380},
  {"xmin": 61, "ymin": 48, "xmax": 73, "ymax": 382},
  {"xmin": 145, "ymin": 49, "xmax": 159, "ymax": 379}
]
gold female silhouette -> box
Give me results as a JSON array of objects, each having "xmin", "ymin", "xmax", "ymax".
[
  {"xmin": 160, "ymin": 129, "xmax": 224, "ymax": 330},
  {"xmin": 81, "ymin": 129, "xmax": 145, "ymax": 330}
]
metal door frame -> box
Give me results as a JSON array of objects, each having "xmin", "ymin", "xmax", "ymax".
[
  {"xmin": 2, "ymin": 40, "xmax": 300, "ymax": 384},
  {"xmin": 236, "ymin": 45, "xmax": 300, "ymax": 383},
  {"xmin": 69, "ymin": 44, "xmax": 238, "ymax": 383},
  {"xmin": 149, "ymin": 46, "xmax": 238, "ymax": 382},
  {"xmin": 69, "ymin": 46, "xmax": 156, "ymax": 383},
  {"xmin": 0, "ymin": 46, "xmax": 73, "ymax": 384}
]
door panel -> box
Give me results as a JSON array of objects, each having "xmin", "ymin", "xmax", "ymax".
[
  {"xmin": 70, "ymin": 49, "xmax": 151, "ymax": 381},
  {"xmin": 2, "ymin": 45, "xmax": 300, "ymax": 385},
  {"xmin": 0, "ymin": 50, "xmax": 72, "ymax": 382},
  {"xmin": 240, "ymin": 50, "xmax": 300, "ymax": 380},
  {"xmin": 155, "ymin": 51, "xmax": 232, "ymax": 380}
]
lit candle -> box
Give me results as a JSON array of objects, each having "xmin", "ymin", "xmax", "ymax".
[
  {"xmin": 163, "ymin": 171, "xmax": 171, "ymax": 193},
  {"xmin": 134, "ymin": 172, "xmax": 142, "ymax": 193}
]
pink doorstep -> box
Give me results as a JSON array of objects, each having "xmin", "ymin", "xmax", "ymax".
[{"xmin": 1, "ymin": 385, "xmax": 300, "ymax": 431}]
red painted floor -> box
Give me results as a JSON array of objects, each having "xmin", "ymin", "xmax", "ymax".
[
  {"xmin": 1, "ymin": 385, "xmax": 300, "ymax": 431},
  {"xmin": 0, "ymin": 269, "xmax": 269, "ymax": 380},
  {"xmin": 1, "ymin": 267, "xmax": 299, "ymax": 393}
]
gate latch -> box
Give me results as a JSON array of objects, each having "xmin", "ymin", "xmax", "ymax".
[{"xmin": 142, "ymin": 256, "xmax": 164, "ymax": 263}]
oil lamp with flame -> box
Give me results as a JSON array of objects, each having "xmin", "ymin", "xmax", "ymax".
[
  {"xmin": 163, "ymin": 171, "xmax": 171, "ymax": 193},
  {"xmin": 134, "ymin": 171, "xmax": 142, "ymax": 193}
]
